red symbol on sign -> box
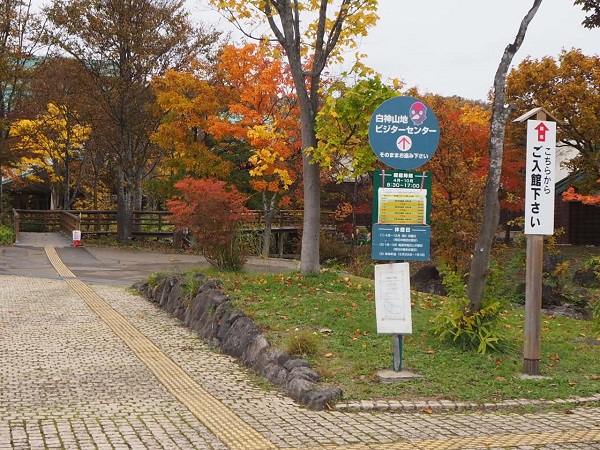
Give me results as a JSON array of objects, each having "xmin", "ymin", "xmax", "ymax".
[
  {"xmin": 396, "ymin": 135, "xmax": 412, "ymax": 151},
  {"xmin": 535, "ymin": 122, "xmax": 550, "ymax": 142}
]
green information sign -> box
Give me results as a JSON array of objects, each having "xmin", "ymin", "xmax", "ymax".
[
  {"xmin": 372, "ymin": 170, "xmax": 432, "ymax": 225},
  {"xmin": 372, "ymin": 170, "xmax": 432, "ymax": 262}
]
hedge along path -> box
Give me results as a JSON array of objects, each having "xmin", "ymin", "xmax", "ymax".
[{"xmin": 43, "ymin": 245, "xmax": 276, "ymax": 450}]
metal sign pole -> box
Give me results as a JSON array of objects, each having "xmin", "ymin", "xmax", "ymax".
[{"xmin": 392, "ymin": 334, "xmax": 404, "ymax": 372}]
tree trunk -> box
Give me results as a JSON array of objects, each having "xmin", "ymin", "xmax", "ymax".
[
  {"xmin": 299, "ymin": 105, "xmax": 321, "ymax": 274},
  {"xmin": 261, "ymin": 192, "xmax": 277, "ymax": 258},
  {"xmin": 466, "ymin": 0, "xmax": 543, "ymax": 312},
  {"xmin": 116, "ymin": 170, "xmax": 133, "ymax": 242}
]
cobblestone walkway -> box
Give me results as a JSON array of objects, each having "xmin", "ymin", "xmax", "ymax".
[{"xmin": 0, "ymin": 245, "xmax": 599, "ymax": 449}]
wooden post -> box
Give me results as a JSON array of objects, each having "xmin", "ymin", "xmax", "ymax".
[
  {"xmin": 523, "ymin": 109, "xmax": 547, "ymax": 376},
  {"xmin": 524, "ymin": 234, "xmax": 543, "ymax": 374}
]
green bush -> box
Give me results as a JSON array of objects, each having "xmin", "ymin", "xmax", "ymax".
[
  {"xmin": 432, "ymin": 266, "xmax": 508, "ymax": 354},
  {"xmin": 181, "ymin": 271, "xmax": 206, "ymax": 301},
  {"xmin": 0, "ymin": 224, "xmax": 14, "ymax": 245}
]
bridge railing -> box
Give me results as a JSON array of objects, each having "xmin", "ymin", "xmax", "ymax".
[
  {"xmin": 60, "ymin": 210, "xmax": 81, "ymax": 236},
  {"xmin": 11, "ymin": 209, "xmax": 339, "ymax": 242}
]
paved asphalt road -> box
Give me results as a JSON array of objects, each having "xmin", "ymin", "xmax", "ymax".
[
  {"xmin": 0, "ymin": 232, "xmax": 599, "ymax": 449},
  {"xmin": 1, "ymin": 232, "xmax": 299, "ymax": 285}
]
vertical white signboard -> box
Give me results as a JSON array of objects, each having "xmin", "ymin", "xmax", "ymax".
[
  {"xmin": 375, "ymin": 263, "xmax": 412, "ymax": 334},
  {"xmin": 525, "ymin": 120, "xmax": 556, "ymax": 235}
]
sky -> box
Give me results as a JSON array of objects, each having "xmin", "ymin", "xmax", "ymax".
[{"xmin": 193, "ymin": 0, "xmax": 600, "ymax": 101}]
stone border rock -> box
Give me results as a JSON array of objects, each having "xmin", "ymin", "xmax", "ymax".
[{"xmin": 134, "ymin": 274, "xmax": 342, "ymax": 410}]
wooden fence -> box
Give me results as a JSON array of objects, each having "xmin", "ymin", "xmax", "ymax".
[{"xmin": 12, "ymin": 209, "xmax": 337, "ymax": 240}]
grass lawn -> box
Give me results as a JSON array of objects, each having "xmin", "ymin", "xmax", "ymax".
[{"xmin": 199, "ymin": 263, "xmax": 600, "ymax": 405}]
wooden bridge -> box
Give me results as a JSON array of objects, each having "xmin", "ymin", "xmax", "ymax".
[{"xmin": 11, "ymin": 209, "xmax": 337, "ymax": 256}]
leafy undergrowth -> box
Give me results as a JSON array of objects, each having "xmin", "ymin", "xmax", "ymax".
[{"xmin": 206, "ymin": 269, "xmax": 600, "ymax": 404}]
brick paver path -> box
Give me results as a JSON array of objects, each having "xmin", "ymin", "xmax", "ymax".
[{"xmin": 0, "ymin": 245, "xmax": 599, "ymax": 449}]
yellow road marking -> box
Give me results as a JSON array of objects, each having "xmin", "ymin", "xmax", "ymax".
[{"xmin": 44, "ymin": 246, "xmax": 276, "ymax": 450}]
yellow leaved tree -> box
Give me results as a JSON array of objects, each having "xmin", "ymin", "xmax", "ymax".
[
  {"xmin": 150, "ymin": 65, "xmax": 234, "ymax": 201},
  {"xmin": 12, "ymin": 103, "xmax": 92, "ymax": 209}
]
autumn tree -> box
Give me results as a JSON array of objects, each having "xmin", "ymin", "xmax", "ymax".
[
  {"xmin": 150, "ymin": 65, "xmax": 233, "ymax": 203},
  {"xmin": 506, "ymin": 49, "xmax": 600, "ymax": 198},
  {"xmin": 310, "ymin": 77, "xmax": 398, "ymax": 246},
  {"xmin": 208, "ymin": 43, "xmax": 300, "ymax": 257},
  {"xmin": 24, "ymin": 57, "xmax": 104, "ymax": 209},
  {"xmin": 211, "ymin": 0, "xmax": 379, "ymax": 274},
  {"xmin": 0, "ymin": 0, "xmax": 45, "ymax": 213},
  {"xmin": 43, "ymin": 0, "xmax": 222, "ymax": 241},
  {"xmin": 11, "ymin": 103, "xmax": 92, "ymax": 209},
  {"xmin": 466, "ymin": 0, "xmax": 542, "ymax": 313},
  {"xmin": 420, "ymin": 96, "xmax": 491, "ymax": 272}
]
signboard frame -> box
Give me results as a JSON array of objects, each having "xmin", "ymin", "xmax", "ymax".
[
  {"xmin": 374, "ymin": 262, "xmax": 412, "ymax": 334},
  {"xmin": 524, "ymin": 120, "xmax": 556, "ymax": 235}
]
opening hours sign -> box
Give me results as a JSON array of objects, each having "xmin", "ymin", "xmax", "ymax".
[
  {"xmin": 524, "ymin": 120, "xmax": 556, "ymax": 235},
  {"xmin": 372, "ymin": 170, "xmax": 431, "ymax": 261}
]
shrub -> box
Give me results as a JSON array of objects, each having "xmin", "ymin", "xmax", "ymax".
[
  {"xmin": 167, "ymin": 178, "xmax": 252, "ymax": 271},
  {"xmin": 180, "ymin": 272, "xmax": 205, "ymax": 301},
  {"xmin": 0, "ymin": 224, "xmax": 14, "ymax": 245},
  {"xmin": 284, "ymin": 329, "xmax": 321, "ymax": 356},
  {"xmin": 432, "ymin": 266, "xmax": 508, "ymax": 354},
  {"xmin": 319, "ymin": 230, "xmax": 351, "ymax": 264}
]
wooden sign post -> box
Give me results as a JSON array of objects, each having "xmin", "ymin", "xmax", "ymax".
[{"xmin": 514, "ymin": 107, "xmax": 558, "ymax": 376}]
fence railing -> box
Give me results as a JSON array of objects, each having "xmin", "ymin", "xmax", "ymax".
[
  {"xmin": 11, "ymin": 209, "xmax": 337, "ymax": 237},
  {"xmin": 12, "ymin": 209, "xmax": 82, "ymax": 242}
]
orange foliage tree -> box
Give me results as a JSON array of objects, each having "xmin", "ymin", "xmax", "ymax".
[
  {"xmin": 421, "ymin": 96, "xmax": 492, "ymax": 272},
  {"xmin": 167, "ymin": 178, "xmax": 251, "ymax": 270},
  {"xmin": 209, "ymin": 43, "xmax": 301, "ymax": 257},
  {"xmin": 150, "ymin": 65, "xmax": 234, "ymax": 203},
  {"xmin": 506, "ymin": 49, "xmax": 600, "ymax": 205}
]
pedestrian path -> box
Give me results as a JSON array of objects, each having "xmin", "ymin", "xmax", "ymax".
[{"xmin": 0, "ymin": 243, "xmax": 599, "ymax": 449}]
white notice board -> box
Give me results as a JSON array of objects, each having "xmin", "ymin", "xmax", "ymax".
[{"xmin": 374, "ymin": 263, "xmax": 412, "ymax": 334}]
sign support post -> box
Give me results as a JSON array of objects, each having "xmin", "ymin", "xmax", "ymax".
[
  {"xmin": 514, "ymin": 107, "xmax": 558, "ymax": 376},
  {"xmin": 393, "ymin": 334, "xmax": 404, "ymax": 372},
  {"xmin": 524, "ymin": 233, "xmax": 543, "ymax": 375}
]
